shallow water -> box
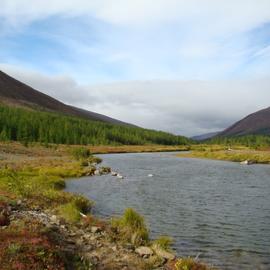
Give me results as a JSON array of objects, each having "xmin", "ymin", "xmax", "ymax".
[{"xmin": 66, "ymin": 152, "xmax": 270, "ymax": 269}]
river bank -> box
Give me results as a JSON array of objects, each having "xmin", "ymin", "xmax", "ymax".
[
  {"xmin": 0, "ymin": 142, "xmax": 214, "ymax": 270},
  {"xmin": 177, "ymin": 148, "xmax": 270, "ymax": 164}
]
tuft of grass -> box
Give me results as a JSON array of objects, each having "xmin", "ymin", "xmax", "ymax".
[
  {"xmin": 111, "ymin": 208, "xmax": 149, "ymax": 246},
  {"xmin": 57, "ymin": 202, "xmax": 81, "ymax": 223},
  {"xmin": 152, "ymin": 235, "xmax": 173, "ymax": 251},
  {"xmin": 174, "ymin": 257, "xmax": 215, "ymax": 270},
  {"xmin": 72, "ymin": 195, "xmax": 93, "ymax": 214},
  {"xmin": 57, "ymin": 195, "xmax": 93, "ymax": 223},
  {"xmin": 7, "ymin": 243, "xmax": 22, "ymax": 255},
  {"xmin": 71, "ymin": 147, "xmax": 91, "ymax": 160}
]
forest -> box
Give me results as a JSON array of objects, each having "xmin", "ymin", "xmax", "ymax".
[
  {"xmin": 0, "ymin": 105, "xmax": 190, "ymax": 146},
  {"xmin": 206, "ymin": 134, "xmax": 270, "ymax": 148}
]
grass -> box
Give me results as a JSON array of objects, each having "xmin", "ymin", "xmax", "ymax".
[
  {"xmin": 88, "ymin": 144, "xmax": 190, "ymax": 154},
  {"xmin": 112, "ymin": 208, "xmax": 149, "ymax": 246},
  {"xmin": 152, "ymin": 236, "xmax": 173, "ymax": 252},
  {"xmin": 57, "ymin": 202, "xmax": 81, "ymax": 223},
  {"xmin": 57, "ymin": 196, "xmax": 92, "ymax": 223},
  {"xmin": 172, "ymin": 258, "xmax": 217, "ymax": 270},
  {"xmin": 0, "ymin": 141, "xmax": 218, "ymax": 269},
  {"xmin": 178, "ymin": 144, "xmax": 270, "ymax": 164}
]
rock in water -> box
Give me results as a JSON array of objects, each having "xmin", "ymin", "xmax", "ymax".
[
  {"xmin": 240, "ymin": 160, "xmax": 253, "ymax": 165},
  {"xmin": 117, "ymin": 174, "xmax": 124, "ymax": 179}
]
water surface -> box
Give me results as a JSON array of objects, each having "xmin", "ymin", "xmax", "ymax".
[{"xmin": 66, "ymin": 152, "xmax": 270, "ymax": 269}]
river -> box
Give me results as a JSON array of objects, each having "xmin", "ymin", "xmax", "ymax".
[{"xmin": 66, "ymin": 152, "xmax": 270, "ymax": 269}]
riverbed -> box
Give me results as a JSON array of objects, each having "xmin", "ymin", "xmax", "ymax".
[{"xmin": 66, "ymin": 152, "xmax": 270, "ymax": 269}]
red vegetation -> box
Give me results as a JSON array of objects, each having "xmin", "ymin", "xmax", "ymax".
[{"xmin": 0, "ymin": 219, "xmax": 65, "ymax": 270}]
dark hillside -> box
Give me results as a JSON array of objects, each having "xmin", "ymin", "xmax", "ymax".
[{"xmin": 0, "ymin": 70, "xmax": 130, "ymax": 126}]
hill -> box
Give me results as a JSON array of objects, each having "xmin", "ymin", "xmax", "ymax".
[
  {"xmin": 191, "ymin": 131, "xmax": 220, "ymax": 141},
  {"xmin": 0, "ymin": 70, "xmax": 190, "ymax": 145},
  {"xmin": 219, "ymin": 107, "xmax": 270, "ymax": 136},
  {"xmin": 0, "ymin": 70, "xmax": 130, "ymax": 126}
]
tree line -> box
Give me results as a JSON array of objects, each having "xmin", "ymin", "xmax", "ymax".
[
  {"xmin": 207, "ymin": 135, "xmax": 270, "ymax": 148},
  {"xmin": 0, "ymin": 105, "xmax": 190, "ymax": 146}
]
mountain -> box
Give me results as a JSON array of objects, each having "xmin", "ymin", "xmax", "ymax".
[
  {"xmin": 219, "ymin": 107, "xmax": 270, "ymax": 136},
  {"xmin": 0, "ymin": 70, "xmax": 130, "ymax": 126},
  {"xmin": 192, "ymin": 131, "xmax": 220, "ymax": 141}
]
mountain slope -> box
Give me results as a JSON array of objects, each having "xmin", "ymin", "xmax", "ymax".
[
  {"xmin": 219, "ymin": 107, "xmax": 270, "ymax": 136},
  {"xmin": 192, "ymin": 131, "xmax": 220, "ymax": 141},
  {"xmin": 0, "ymin": 70, "xmax": 130, "ymax": 126}
]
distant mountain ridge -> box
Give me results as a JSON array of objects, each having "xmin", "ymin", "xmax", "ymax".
[
  {"xmin": 0, "ymin": 70, "xmax": 131, "ymax": 126},
  {"xmin": 219, "ymin": 107, "xmax": 270, "ymax": 136},
  {"xmin": 191, "ymin": 131, "xmax": 220, "ymax": 141}
]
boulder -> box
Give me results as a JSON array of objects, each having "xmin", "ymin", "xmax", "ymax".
[
  {"xmin": 135, "ymin": 246, "xmax": 154, "ymax": 257},
  {"xmin": 240, "ymin": 160, "xmax": 253, "ymax": 165}
]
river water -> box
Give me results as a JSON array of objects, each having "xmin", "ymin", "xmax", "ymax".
[{"xmin": 66, "ymin": 152, "xmax": 270, "ymax": 269}]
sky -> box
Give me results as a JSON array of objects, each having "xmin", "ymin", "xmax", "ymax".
[{"xmin": 0, "ymin": 0, "xmax": 270, "ymax": 136}]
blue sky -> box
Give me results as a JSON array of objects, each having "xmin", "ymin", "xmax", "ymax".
[{"xmin": 0, "ymin": 1, "xmax": 270, "ymax": 135}]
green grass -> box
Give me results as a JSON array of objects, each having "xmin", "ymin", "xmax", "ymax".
[
  {"xmin": 152, "ymin": 236, "xmax": 173, "ymax": 251},
  {"xmin": 57, "ymin": 202, "xmax": 81, "ymax": 223},
  {"xmin": 173, "ymin": 257, "xmax": 217, "ymax": 270},
  {"xmin": 112, "ymin": 208, "xmax": 149, "ymax": 246},
  {"xmin": 178, "ymin": 149, "xmax": 270, "ymax": 164},
  {"xmin": 0, "ymin": 160, "xmax": 94, "ymax": 211}
]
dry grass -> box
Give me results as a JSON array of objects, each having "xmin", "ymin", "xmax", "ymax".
[
  {"xmin": 88, "ymin": 144, "xmax": 189, "ymax": 154},
  {"xmin": 178, "ymin": 148, "xmax": 270, "ymax": 164}
]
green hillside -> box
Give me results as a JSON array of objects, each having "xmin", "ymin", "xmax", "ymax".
[{"xmin": 0, "ymin": 105, "xmax": 190, "ymax": 146}]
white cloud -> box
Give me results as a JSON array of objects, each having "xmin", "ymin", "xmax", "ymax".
[
  {"xmin": 1, "ymin": 0, "xmax": 270, "ymax": 34},
  {"xmin": 1, "ymin": 64, "xmax": 270, "ymax": 136}
]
